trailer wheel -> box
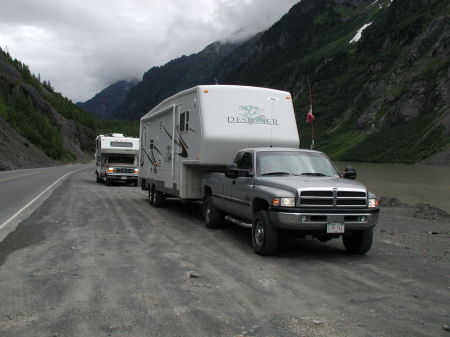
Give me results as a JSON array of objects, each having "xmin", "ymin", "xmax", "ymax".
[
  {"xmin": 154, "ymin": 190, "xmax": 166, "ymax": 208},
  {"xmin": 204, "ymin": 196, "xmax": 223, "ymax": 228},
  {"xmin": 252, "ymin": 211, "xmax": 279, "ymax": 256},
  {"xmin": 342, "ymin": 229, "xmax": 373, "ymax": 255},
  {"xmin": 148, "ymin": 187, "xmax": 155, "ymax": 205}
]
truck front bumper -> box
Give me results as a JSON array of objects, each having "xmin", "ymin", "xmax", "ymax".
[{"xmin": 268, "ymin": 207, "xmax": 379, "ymax": 231}]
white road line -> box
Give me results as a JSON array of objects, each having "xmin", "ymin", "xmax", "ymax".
[{"xmin": 0, "ymin": 166, "xmax": 89, "ymax": 231}]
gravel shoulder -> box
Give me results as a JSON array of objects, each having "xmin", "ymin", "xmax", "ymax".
[{"xmin": 0, "ymin": 170, "xmax": 449, "ymax": 337}]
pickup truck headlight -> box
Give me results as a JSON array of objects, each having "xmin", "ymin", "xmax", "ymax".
[
  {"xmin": 107, "ymin": 167, "xmax": 115, "ymax": 173},
  {"xmin": 134, "ymin": 168, "xmax": 139, "ymax": 173},
  {"xmin": 368, "ymin": 198, "xmax": 379, "ymax": 208},
  {"xmin": 272, "ymin": 197, "xmax": 295, "ymax": 207}
]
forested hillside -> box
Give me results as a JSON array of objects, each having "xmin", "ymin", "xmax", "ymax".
[
  {"xmin": 108, "ymin": 0, "xmax": 449, "ymax": 164},
  {"xmin": 0, "ymin": 47, "xmax": 99, "ymax": 169}
]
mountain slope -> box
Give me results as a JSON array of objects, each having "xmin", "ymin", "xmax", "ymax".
[
  {"xmin": 77, "ymin": 80, "xmax": 137, "ymax": 119},
  {"xmin": 105, "ymin": 0, "xmax": 449, "ymax": 164},
  {"xmin": 218, "ymin": 0, "xmax": 449, "ymax": 163},
  {"xmin": 113, "ymin": 41, "xmax": 239, "ymax": 120},
  {"xmin": 0, "ymin": 48, "xmax": 98, "ymax": 170}
]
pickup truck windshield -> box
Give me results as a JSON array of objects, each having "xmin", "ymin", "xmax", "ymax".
[{"xmin": 257, "ymin": 151, "xmax": 340, "ymax": 177}]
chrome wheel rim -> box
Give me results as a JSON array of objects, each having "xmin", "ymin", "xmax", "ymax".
[{"xmin": 255, "ymin": 223, "xmax": 264, "ymax": 247}]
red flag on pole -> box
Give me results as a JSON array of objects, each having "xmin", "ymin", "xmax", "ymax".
[{"xmin": 306, "ymin": 108, "xmax": 314, "ymax": 124}]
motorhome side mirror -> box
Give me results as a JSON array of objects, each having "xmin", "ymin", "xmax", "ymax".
[{"xmin": 342, "ymin": 166, "xmax": 357, "ymax": 180}]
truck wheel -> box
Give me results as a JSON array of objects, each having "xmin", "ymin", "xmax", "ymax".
[
  {"xmin": 252, "ymin": 211, "xmax": 279, "ymax": 256},
  {"xmin": 342, "ymin": 229, "xmax": 373, "ymax": 254},
  {"xmin": 154, "ymin": 190, "xmax": 166, "ymax": 208},
  {"xmin": 148, "ymin": 187, "xmax": 155, "ymax": 206},
  {"xmin": 105, "ymin": 178, "xmax": 111, "ymax": 186},
  {"xmin": 204, "ymin": 196, "xmax": 223, "ymax": 228},
  {"xmin": 96, "ymin": 173, "xmax": 102, "ymax": 183}
]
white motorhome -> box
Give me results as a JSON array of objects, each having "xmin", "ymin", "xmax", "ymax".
[
  {"xmin": 95, "ymin": 133, "xmax": 140, "ymax": 186},
  {"xmin": 139, "ymin": 85, "xmax": 299, "ymax": 202}
]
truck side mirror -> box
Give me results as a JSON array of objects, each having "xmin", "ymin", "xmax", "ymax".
[
  {"xmin": 225, "ymin": 164, "xmax": 252, "ymax": 179},
  {"xmin": 342, "ymin": 166, "xmax": 357, "ymax": 180}
]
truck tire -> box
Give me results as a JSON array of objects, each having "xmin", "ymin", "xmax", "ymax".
[
  {"xmin": 252, "ymin": 211, "xmax": 279, "ymax": 256},
  {"xmin": 105, "ymin": 178, "xmax": 111, "ymax": 186},
  {"xmin": 148, "ymin": 187, "xmax": 155, "ymax": 206},
  {"xmin": 154, "ymin": 190, "xmax": 166, "ymax": 208},
  {"xmin": 342, "ymin": 229, "xmax": 373, "ymax": 254},
  {"xmin": 204, "ymin": 196, "xmax": 223, "ymax": 228},
  {"xmin": 96, "ymin": 173, "xmax": 102, "ymax": 183}
]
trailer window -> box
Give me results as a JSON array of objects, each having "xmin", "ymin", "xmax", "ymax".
[{"xmin": 179, "ymin": 111, "xmax": 189, "ymax": 132}]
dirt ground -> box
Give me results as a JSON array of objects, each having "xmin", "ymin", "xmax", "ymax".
[{"xmin": 0, "ymin": 169, "xmax": 449, "ymax": 337}]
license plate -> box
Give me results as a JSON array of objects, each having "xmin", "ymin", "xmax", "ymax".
[
  {"xmin": 121, "ymin": 176, "xmax": 127, "ymax": 180},
  {"xmin": 327, "ymin": 223, "xmax": 344, "ymax": 233}
]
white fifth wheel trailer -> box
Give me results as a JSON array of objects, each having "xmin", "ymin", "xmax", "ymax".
[
  {"xmin": 139, "ymin": 85, "xmax": 299, "ymax": 204},
  {"xmin": 95, "ymin": 133, "xmax": 140, "ymax": 186}
]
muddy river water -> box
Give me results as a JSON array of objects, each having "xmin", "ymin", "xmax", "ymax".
[{"xmin": 336, "ymin": 162, "xmax": 450, "ymax": 213}]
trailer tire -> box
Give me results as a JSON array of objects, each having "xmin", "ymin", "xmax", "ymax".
[
  {"xmin": 148, "ymin": 187, "xmax": 155, "ymax": 205},
  {"xmin": 252, "ymin": 211, "xmax": 279, "ymax": 256},
  {"xmin": 154, "ymin": 190, "xmax": 165, "ymax": 208},
  {"xmin": 343, "ymin": 229, "xmax": 373, "ymax": 255},
  {"xmin": 204, "ymin": 196, "xmax": 223, "ymax": 228}
]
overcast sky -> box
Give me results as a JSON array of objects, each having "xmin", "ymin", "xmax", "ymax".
[{"xmin": 0, "ymin": 0, "xmax": 299, "ymax": 102}]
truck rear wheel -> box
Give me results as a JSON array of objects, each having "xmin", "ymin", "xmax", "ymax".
[
  {"xmin": 154, "ymin": 190, "xmax": 166, "ymax": 208},
  {"xmin": 342, "ymin": 229, "xmax": 373, "ymax": 254},
  {"xmin": 204, "ymin": 196, "xmax": 223, "ymax": 228},
  {"xmin": 252, "ymin": 211, "xmax": 279, "ymax": 256}
]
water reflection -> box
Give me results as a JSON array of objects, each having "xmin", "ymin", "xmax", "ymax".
[{"xmin": 336, "ymin": 162, "xmax": 450, "ymax": 213}]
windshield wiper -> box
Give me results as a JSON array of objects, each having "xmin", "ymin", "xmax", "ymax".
[
  {"xmin": 300, "ymin": 172, "xmax": 327, "ymax": 177},
  {"xmin": 262, "ymin": 171, "xmax": 295, "ymax": 176}
]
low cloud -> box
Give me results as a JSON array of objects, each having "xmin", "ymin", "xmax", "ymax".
[{"xmin": 0, "ymin": 0, "xmax": 299, "ymax": 102}]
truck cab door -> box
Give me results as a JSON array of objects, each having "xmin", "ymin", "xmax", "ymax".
[{"xmin": 230, "ymin": 152, "xmax": 254, "ymax": 221}]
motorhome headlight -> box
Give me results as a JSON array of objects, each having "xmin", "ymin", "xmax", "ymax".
[
  {"xmin": 272, "ymin": 197, "xmax": 295, "ymax": 207},
  {"xmin": 107, "ymin": 167, "xmax": 115, "ymax": 173},
  {"xmin": 368, "ymin": 198, "xmax": 379, "ymax": 208}
]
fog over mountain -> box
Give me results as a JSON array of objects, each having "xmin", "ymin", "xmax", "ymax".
[{"xmin": 0, "ymin": 0, "xmax": 299, "ymax": 102}]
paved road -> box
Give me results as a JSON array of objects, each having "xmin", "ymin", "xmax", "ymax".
[
  {"xmin": 0, "ymin": 169, "xmax": 449, "ymax": 336},
  {"xmin": 0, "ymin": 164, "xmax": 93, "ymax": 231}
]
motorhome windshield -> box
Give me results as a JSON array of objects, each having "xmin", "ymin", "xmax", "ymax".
[
  {"xmin": 107, "ymin": 155, "xmax": 135, "ymax": 165},
  {"xmin": 257, "ymin": 151, "xmax": 340, "ymax": 177}
]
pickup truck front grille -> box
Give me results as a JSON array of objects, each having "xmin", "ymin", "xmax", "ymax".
[{"xmin": 298, "ymin": 189, "xmax": 367, "ymax": 208}]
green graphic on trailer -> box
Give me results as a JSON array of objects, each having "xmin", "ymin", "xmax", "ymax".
[{"xmin": 227, "ymin": 105, "xmax": 278, "ymax": 125}]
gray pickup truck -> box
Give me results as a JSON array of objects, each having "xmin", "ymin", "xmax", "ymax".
[{"xmin": 202, "ymin": 147, "xmax": 380, "ymax": 255}]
